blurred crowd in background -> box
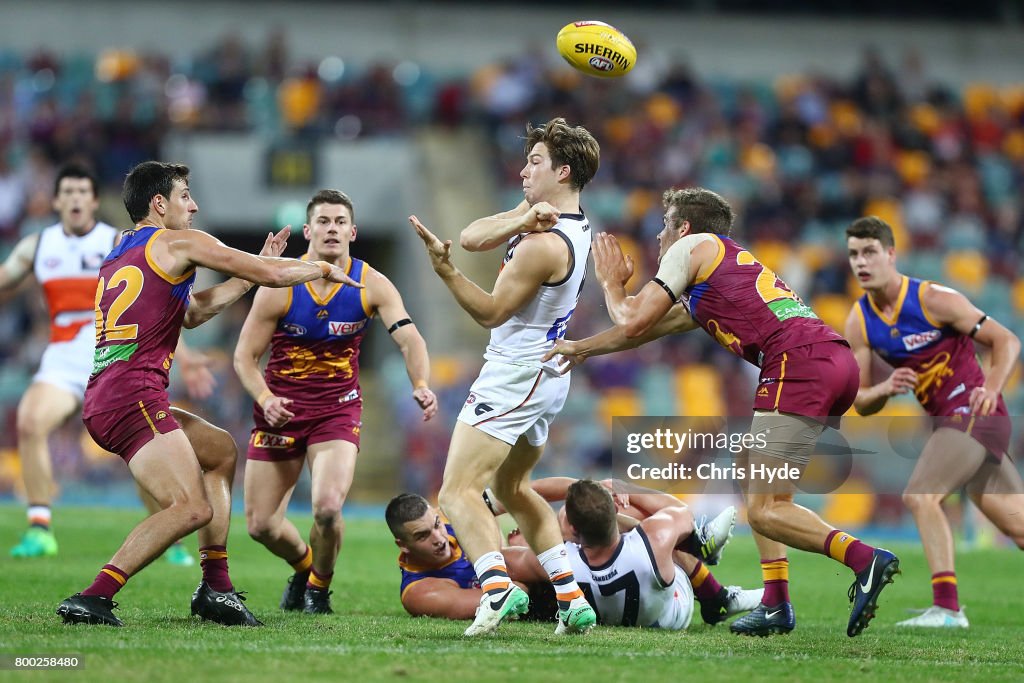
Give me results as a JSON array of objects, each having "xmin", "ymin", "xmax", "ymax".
[{"xmin": 0, "ymin": 31, "xmax": 1021, "ymax": 531}]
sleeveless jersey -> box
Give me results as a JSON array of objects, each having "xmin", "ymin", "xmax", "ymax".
[
  {"xmin": 857, "ymin": 276, "xmax": 989, "ymax": 416},
  {"xmin": 680, "ymin": 235, "xmax": 844, "ymax": 366},
  {"xmin": 398, "ymin": 522, "xmax": 477, "ymax": 597},
  {"xmin": 263, "ymin": 258, "xmax": 371, "ymax": 416},
  {"xmin": 33, "ymin": 221, "xmax": 119, "ymax": 343},
  {"xmin": 483, "ymin": 212, "xmax": 592, "ymax": 375},
  {"xmin": 83, "ymin": 226, "xmax": 196, "ymax": 416},
  {"xmin": 567, "ymin": 527, "xmax": 686, "ymax": 628}
]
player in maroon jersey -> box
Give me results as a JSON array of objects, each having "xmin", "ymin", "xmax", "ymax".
[
  {"xmin": 844, "ymin": 216, "xmax": 1023, "ymax": 628},
  {"xmin": 235, "ymin": 189, "xmax": 437, "ymax": 615},
  {"xmin": 56, "ymin": 161, "xmax": 360, "ymax": 628},
  {"xmin": 545, "ymin": 187, "xmax": 899, "ymax": 637}
]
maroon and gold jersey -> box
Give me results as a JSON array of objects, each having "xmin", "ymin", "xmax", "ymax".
[
  {"xmin": 262, "ymin": 258, "xmax": 372, "ymax": 417},
  {"xmin": 856, "ymin": 276, "xmax": 998, "ymax": 416},
  {"xmin": 680, "ymin": 235, "xmax": 845, "ymax": 366},
  {"xmin": 83, "ymin": 226, "xmax": 196, "ymax": 417}
]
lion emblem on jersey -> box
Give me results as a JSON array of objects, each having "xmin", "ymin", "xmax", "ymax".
[{"xmin": 278, "ymin": 346, "xmax": 356, "ymax": 380}]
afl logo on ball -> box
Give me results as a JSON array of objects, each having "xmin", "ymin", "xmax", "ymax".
[{"xmin": 589, "ymin": 56, "xmax": 614, "ymax": 72}]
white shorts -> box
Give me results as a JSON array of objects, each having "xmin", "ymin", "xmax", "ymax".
[
  {"xmin": 32, "ymin": 327, "xmax": 95, "ymax": 399},
  {"xmin": 457, "ymin": 361, "xmax": 570, "ymax": 447},
  {"xmin": 664, "ymin": 567, "xmax": 695, "ymax": 631}
]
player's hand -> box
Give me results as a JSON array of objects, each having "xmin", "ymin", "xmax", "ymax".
[
  {"xmin": 883, "ymin": 367, "xmax": 917, "ymax": 396},
  {"xmin": 541, "ymin": 339, "xmax": 588, "ymax": 375},
  {"xmin": 593, "ymin": 233, "xmax": 634, "ymax": 290},
  {"xmin": 507, "ymin": 528, "xmax": 525, "ymax": 547},
  {"xmin": 408, "ymin": 215, "xmax": 455, "ymax": 274},
  {"xmin": 600, "ymin": 478, "xmax": 630, "ymax": 510},
  {"xmin": 259, "ymin": 226, "xmax": 291, "ymax": 258},
  {"xmin": 413, "ymin": 386, "xmax": 438, "ymax": 421},
  {"xmin": 260, "ymin": 394, "xmax": 295, "ymax": 427},
  {"xmin": 969, "ymin": 386, "xmax": 999, "ymax": 416},
  {"xmin": 324, "ymin": 263, "xmax": 364, "ymax": 288},
  {"xmin": 522, "ymin": 202, "xmax": 560, "ymax": 232},
  {"xmin": 179, "ymin": 350, "xmax": 217, "ymax": 400}
]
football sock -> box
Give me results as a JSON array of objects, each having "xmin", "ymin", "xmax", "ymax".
[
  {"xmin": 474, "ymin": 551, "xmax": 511, "ymax": 597},
  {"xmin": 931, "ymin": 572, "xmax": 959, "ymax": 611},
  {"xmin": 307, "ymin": 568, "xmax": 333, "ymax": 591},
  {"xmin": 27, "ymin": 504, "xmax": 51, "ymax": 530},
  {"xmin": 289, "ymin": 545, "xmax": 313, "ymax": 575},
  {"xmin": 538, "ymin": 544, "xmax": 585, "ymax": 612},
  {"xmin": 824, "ymin": 530, "xmax": 874, "ymax": 573},
  {"xmin": 761, "ymin": 557, "xmax": 790, "ymax": 605},
  {"xmin": 688, "ymin": 560, "xmax": 725, "ymax": 602},
  {"xmin": 199, "ymin": 545, "xmax": 233, "ymax": 592},
  {"xmin": 82, "ymin": 564, "xmax": 128, "ymax": 600}
]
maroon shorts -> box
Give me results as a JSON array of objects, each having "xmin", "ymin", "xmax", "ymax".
[
  {"xmin": 83, "ymin": 396, "xmax": 181, "ymax": 463},
  {"xmin": 753, "ymin": 341, "xmax": 859, "ymax": 424},
  {"xmin": 935, "ymin": 396, "xmax": 1011, "ymax": 461},
  {"xmin": 246, "ymin": 400, "xmax": 362, "ymax": 462}
]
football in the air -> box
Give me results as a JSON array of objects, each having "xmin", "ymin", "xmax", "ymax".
[{"xmin": 556, "ymin": 20, "xmax": 636, "ymax": 78}]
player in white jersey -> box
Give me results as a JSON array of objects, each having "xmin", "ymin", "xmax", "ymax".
[
  {"xmin": 409, "ymin": 117, "xmax": 601, "ymax": 636},
  {"xmin": 2, "ymin": 164, "xmax": 211, "ymax": 560}
]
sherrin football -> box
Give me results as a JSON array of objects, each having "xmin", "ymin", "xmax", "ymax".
[{"xmin": 556, "ymin": 20, "xmax": 636, "ymax": 78}]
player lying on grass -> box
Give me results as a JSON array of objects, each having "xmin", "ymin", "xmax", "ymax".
[{"xmin": 386, "ymin": 478, "xmax": 761, "ymax": 628}]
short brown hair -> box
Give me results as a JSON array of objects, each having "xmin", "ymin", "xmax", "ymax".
[
  {"xmin": 846, "ymin": 216, "xmax": 895, "ymax": 248},
  {"xmin": 662, "ymin": 187, "xmax": 734, "ymax": 236},
  {"xmin": 307, "ymin": 189, "xmax": 354, "ymax": 223},
  {"xmin": 525, "ymin": 118, "xmax": 600, "ymax": 191},
  {"xmin": 385, "ymin": 493, "xmax": 428, "ymax": 540},
  {"xmin": 123, "ymin": 161, "xmax": 190, "ymax": 223},
  {"xmin": 564, "ymin": 480, "xmax": 617, "ymax": 546}
]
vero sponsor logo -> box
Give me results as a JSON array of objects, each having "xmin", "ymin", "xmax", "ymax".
[
  {"xmin": 901, "ymin": 329, "xmax": 941, "ymax": 351},
  {"xmin": 329, "ymin": 319, "xmax": 367, "ymax": 336}
]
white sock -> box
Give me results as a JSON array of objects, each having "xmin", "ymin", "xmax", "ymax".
[
  {"xmin": 473, "ymin": 551, "xmax": 510, "ymax": 596},
  {"xmin": 537, "ymin": 544, "xmax": 584, "ymax": 609}
]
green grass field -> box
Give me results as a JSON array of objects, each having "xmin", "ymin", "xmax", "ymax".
[{"xmin": 1, "ymin": 504, "xmax": 1022, "ymax": 682}]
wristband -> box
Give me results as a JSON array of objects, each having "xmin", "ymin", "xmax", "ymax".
[
  {"xmin": 482, "ymin": 487, "xmax": 499, "ymax": 516},
  {"xmin": 314, "ymin": 260, "xmax": 332, "ymax": 278},
  {"xmin": 414, "ymin": 380, "xmax": 428, "ymax": 390},
  {"xmin": 257, "ymin": 389, "xmax": 273, "ymax": 407}
]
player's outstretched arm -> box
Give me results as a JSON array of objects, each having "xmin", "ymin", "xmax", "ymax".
[
  {"xmin": 542, "ymin": 304, "xmax": 696, "ymax": 374},
  {"xmin": 365, "ymin": 266, "xmax": 437, "ymax": 421},
  {"xmin": 410, "ymin": 215, "xmax": 558, "ymax": 329},
  {"xmin": 233, "ymin": 285, "xmax": 295, "ymax": 428},
  {"xmin": 923, "ymin": 283, "xmax": 1021, "ymax": 416},
  {"xmin": 459, "ymin": 201, "xmax": 560, "ymax": 252},
  {"xmin": 0, "ymin": 233, "xmax": 38, "ymax": 290},
  {"xmin": 401, "ymin": 580, "xmax": 486, "ymax": 619}
]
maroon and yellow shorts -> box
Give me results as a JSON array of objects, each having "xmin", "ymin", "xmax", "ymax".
[
  {"xmin": 753, "ymin": 341, "xmax": 859, "ymax": 424},
  {"xmin": 246, "ymin": 400, "xmax": 362, "ymax": 462},
  {"xmin": 935, "ymin": 397, "xmax": 1011, "ymax": 461},
  {"xmin": 83, "ymin": 396, "xmax": 181, "ymax": 463}
]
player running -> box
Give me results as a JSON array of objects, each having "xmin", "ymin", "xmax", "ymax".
[{"xmin": 845, "ymin": 216, "xmax": 1024, "ymax": 628}]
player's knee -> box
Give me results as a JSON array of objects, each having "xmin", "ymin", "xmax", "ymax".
[
  {"xmin": 15, "ymin": 408, "xmax": 49, "ymax": 441},
  {"xmin": 745, "ymin": 504, "xmax": 772, "ymax": 533},
  {"xmin": 185, "ymin": 500, "xmax": 214, "ymax": 532},
  {"xmin": 901, "ymin": 491, "xmax": 941, "ymax": 513},
  {"xmin": 246, "ymin": 510, "xmax": 275, "ymax": 542},
  {"xmin": 312, "ymin": 505, "xmax": 341, "ymax": 530},
  {"xmin": 492, "ymin": 477, "xmax": 527, "ymax": 503},
  {"xmin": 437, "ymin": 484, "xmax": 465, "ymax": 517},
  {"xmin": 207, "ymin": 429, "xmax": 238, "ymax": 470}
]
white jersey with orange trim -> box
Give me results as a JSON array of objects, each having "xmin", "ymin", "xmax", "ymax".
[
  {"xmin": 483, "ymin": 211, "xmax": 591, "ymax": 375},
  {"xmin": 33, "ymin": 221, "xmax": 119, "ymax": 343},
  {"xmin": 31, "ymin": 221, "xmax": 118, "ymax": 397},
  {"xmin": 566, "ymin": 527, "xmax": 694, "ymax": 630}
]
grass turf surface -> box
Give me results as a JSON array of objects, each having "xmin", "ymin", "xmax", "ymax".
[{"xmin": 1, "ymin": 504, "xmax": 1022, "ymax": 682}]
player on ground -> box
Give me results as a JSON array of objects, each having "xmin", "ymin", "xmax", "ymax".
[
  {"xmin": 545, "ymin": 187, "xmax": 900, "ymax": 637},
  {"xmin": 56, "ymin": 161, "xmax": 361, "ymax": 627},
  {"xmin": 844, "ymin": 216, "xmax": 1024, "ymax": 628},
  {"xmin": 386, "ymin": 478, "xmax": 757, "ymax": 626},
  {"xmin": 2, "ymin": 163, "xmax": 204, "ymax": 565},
  {"xmin": 236, "ymin": 189, "xmax": 437, "ymax": 615},
  {"xmin": 408, "ymin": 118, "xmax": 600, "ymax": 636}
]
